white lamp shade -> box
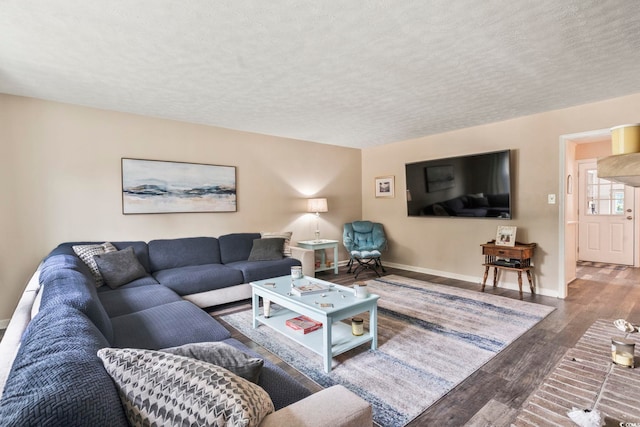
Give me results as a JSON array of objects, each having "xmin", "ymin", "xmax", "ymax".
[{"xmin": 307, "ymin": 198, "xmax": 328, "ymax": 213}]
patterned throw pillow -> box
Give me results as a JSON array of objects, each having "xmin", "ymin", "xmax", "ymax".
[
  {"xmin": 72, "ymin": 242, "xmax": 117, "ymax": 287},
  {"xmin": 260, "ymin": 231, "xmax": 293, "ymax": 257},
  {"xmin": 97, "ymin": 348, "xmax": 275, "ymax": 427}
]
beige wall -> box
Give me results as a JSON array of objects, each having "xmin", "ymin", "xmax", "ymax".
[
  {"xmin": 0, "ymin": 94, "xmax": 362, "ymax": 322},
  {"xmin": 362, "ymin": 93, "xmax": 640, "ymax": 297}
]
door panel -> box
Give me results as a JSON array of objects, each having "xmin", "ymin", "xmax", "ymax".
[{"xmin": 578, "ymin": 161, "xmax": 634, "ymax": 265}]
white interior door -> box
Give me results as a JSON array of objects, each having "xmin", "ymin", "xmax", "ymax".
[{"xmin": 578, "ymin": 161, "xmax": 634, "ymax": 265}]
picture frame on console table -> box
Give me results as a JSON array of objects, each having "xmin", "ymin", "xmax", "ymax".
[
  {"xmin": 496, "ymin": 226, "xmax": 517, "ymax": 247},
  {"xmin": 375, "ymin": 175, "xmax": 395, "ymax": 198},
  {"xmin": 121, "ymin": 158, "xmax": 237, "ymax": 214}
]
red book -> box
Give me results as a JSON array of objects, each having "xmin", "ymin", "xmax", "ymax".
[{"xmin": 285, "ymin": 315, "xmax": 322, "ymax": 334}]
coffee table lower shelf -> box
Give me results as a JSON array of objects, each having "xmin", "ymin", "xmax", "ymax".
[{"xmin": 255, "ymin": 308, "xmax": 373, "ymax": 371}]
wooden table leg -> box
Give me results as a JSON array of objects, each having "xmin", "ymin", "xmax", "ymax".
[
  {"xmin": 481, "ymin": 266, "xmax": 489, "ymax": 291},
  {"xmin": 526, "ymin": 270, "xmax": 535, "ymax": 294},
  {"xmin": 517, "ymin": 271, "xmax": 523, "ymax": 299},
  {"xmin": 492, "ymin": 267, "xmax": 498, "ymax": 287}
]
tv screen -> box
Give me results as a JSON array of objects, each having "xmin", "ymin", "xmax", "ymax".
[{"xmin": 405, "ymin": 150, "xmax": 512, "ymax": 219}]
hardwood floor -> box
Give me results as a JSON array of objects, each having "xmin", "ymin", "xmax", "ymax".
[{"xmin": 210, "ymin": 264, "xmax": 640, "ymax": 427}]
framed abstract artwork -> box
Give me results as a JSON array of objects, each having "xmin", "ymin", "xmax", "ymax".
[{"xmin": 121, "ymin": 158, "xmax": 237, "ymax": 214}]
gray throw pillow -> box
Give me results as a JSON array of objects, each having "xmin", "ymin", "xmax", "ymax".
[
  {"xmin": 93, "ymin": 246, "xmax": 147, "ymax": 289},
  {"xmin": 161, "ymin": 342, "xmax": 264, "ymax": 384},
  {"xmin": 248, "ymin": 238, "xmax": 284, "ymax": 261}
]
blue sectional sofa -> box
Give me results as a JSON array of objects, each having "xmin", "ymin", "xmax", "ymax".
[{"xmin": 0, "ymin": 235, "xmax": 372, "ymax": 426}]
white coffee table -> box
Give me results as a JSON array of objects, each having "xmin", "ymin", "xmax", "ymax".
[{"xmin": 250, "ymin": 275, "xmax": 378, "ymax": 373}]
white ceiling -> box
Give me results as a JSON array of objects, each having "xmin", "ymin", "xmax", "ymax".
[{"xmin": 1, "ymin": 1, "xmax": 639, "ymax": 149}]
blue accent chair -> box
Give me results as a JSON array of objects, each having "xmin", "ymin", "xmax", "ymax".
[{"xmin": 343, "ymin": 221, "xmax": 387, "ymax": 278}]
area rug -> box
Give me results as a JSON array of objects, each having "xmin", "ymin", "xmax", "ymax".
[
  {"xmin": 514, "ymin": 319, "xmax": 640, "ymax": 426},
  {"xmin": 221, "ymin": 275, "xmax": 555, "ymax": 427}
]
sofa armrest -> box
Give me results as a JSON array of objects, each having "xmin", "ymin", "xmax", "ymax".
[
  {"xmin": 289, "ymin": 245, "xmax": 315, "ymax": 278},
  {"xmin": 259, "ymin": 385, "xmax": 372, "ymax": 427},
  {"xmin": 0, "ymin": 267, "xmax": 41, "ymax": 398}
]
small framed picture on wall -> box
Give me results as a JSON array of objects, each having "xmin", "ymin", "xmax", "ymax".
[
  {"xmin": 496, "ymin": 226, "xmax": 517, "ymax": 247},
  {"xmin": 375, "ymin": 176, "xmax": 395, "ymax": 198}
]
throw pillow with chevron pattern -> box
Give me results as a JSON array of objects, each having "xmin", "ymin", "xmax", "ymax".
[{"xmin": 98, "ymin": 347, "xmax": 275, "ymax": 427}]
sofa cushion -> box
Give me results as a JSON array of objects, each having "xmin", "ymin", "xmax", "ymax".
[
  {"xmin": 248, "ymin": 238, "xmax": 284, "ymax": 261},
  {"xmin": 0, "ymin": 305, "xmax": 128, "ymax": 427},
  {"xmin": 161, "ymin": 341, "xmax": 264, "ymax": 383},
  {"xmin": 219, "ymin": 233, "xmax": 261, "ymax": 264},
  {"xmin": 98, "ymin": 284, "xmax": 182, "ymax": 318},
  {"xmin": 261, "ymin": 231, "xmax": 293, "ymax": 257},
  {"xmin": 98, "ymin": 348, "xmax": 274, "ymax": 427},
  {"xmin": 96, "ymin": 274, "xmax": 160, "ymax": 292},
  {"xmin": 110, "ymin": 300, "xmax": 231, "ymax": 349},
  {"xmin": 226, "ymin": 258, "xmax": 301, "ymax": 283},
  {"xmin": 72, "ymin": 242, "xmax": 118, "ymax": 286},
  {"xmin": 39, "ymin": 268, "xmax": 114, "ymax": 344},
  {"xmin": 94, "ymin": 246, "xmax": 148, "ymax": 289},
  {"xmin": 148, "ymin": 237, "xmax": 221, "ymax": 271},
  {"xmin": 223, "ymin": 338, "xmax": 312, "ymax": 410},
  {"xmin": 153, "ymin": 264, "xmax": 245, "ymax": 296}
]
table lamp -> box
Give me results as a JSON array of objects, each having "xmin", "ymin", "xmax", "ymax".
[{"xmin": 307, "ymin": 198, "xmax": 328, "ymax": 241}]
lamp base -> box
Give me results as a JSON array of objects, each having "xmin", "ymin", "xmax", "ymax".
[{"xmin": 314, "ymin": 230, "xmax": 320, "ymax": 242}]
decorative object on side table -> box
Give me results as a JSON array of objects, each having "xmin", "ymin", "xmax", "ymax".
[
  {"xmin": 307, "ymin": 198, "xmax": 328, "ymax": 241},
  {"xmin": 495, "ymin": 225, "xmax": 517, "ymax": 247}
]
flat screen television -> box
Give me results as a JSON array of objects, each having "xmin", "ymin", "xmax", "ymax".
[{"xmin": 405, "ymin": 149, "xmax": 512, "ymax": 218}]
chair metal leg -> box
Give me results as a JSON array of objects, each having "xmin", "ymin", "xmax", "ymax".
[{"xmin": 346, "ymin": 257, "xmax": 354, "ymax": 273}]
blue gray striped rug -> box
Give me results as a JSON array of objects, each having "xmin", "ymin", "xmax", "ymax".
[{"xmin": 222, "ymin": 275, "xmax": 555, "ymax": 427}]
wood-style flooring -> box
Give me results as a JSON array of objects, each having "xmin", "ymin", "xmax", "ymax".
[{"xmin": 211, "ymin": 263, "xmax": 640, "ymax": 427}]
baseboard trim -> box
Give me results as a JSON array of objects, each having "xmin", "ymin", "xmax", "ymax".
[{"xmin": 382, "ymin": 261, "xmax": 559, "ymax": 299}]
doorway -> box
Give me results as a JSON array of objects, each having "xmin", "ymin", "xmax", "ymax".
[{"xmin": 559, "ymin": 130, "xmax": 639, "ymax": 298}]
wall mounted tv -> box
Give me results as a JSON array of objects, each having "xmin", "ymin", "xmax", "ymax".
[{"xmin": 405, "ymin": 149, "xmax": 512, "ymax": 219}]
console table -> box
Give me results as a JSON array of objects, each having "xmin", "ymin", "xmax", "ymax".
[
  {"xmin": 481, "ymin": 241, "xmax": 536, "ymax": 299},
  {"xmin": 297, "ymin": 239, "xmax": 339, "ymax": 274}
]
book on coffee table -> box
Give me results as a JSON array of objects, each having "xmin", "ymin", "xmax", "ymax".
[
  {"xmin": 290, "ymin": 282, "xmax": 329, "ymax": 296},
  {"xmin": 285, "ymin": 315, "xmax": 322, "ymax": 334}
]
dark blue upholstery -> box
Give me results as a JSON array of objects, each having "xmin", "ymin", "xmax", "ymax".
[
  {"xmin": 39, "ymin": 254, "xmax": 92, "ymax": 284},
  {"xmin": 152, "ymin": 264, "xmax": 244, "ymax": 295},
  {"xmin": 110, "ymin": 300, "xmax": 231, "ymax": 349},
  {"xmin": 223, "ymin": 338, "xmax": 312, "ymax": 410},
  {"xmin": 2, "ymin": 237, "xmax": 313, "ymax": 425},
  {"xmin": 39, "ymin": 268, "xmax": 114, "ymax": 345},
  {"xmin": 98, "ymin": 284, "xmax": 182, "ymax": 317},
  {"xmin": 226, "ymin": 257, "xmax": 301, "ymax": 283},
  {"xmin": 0, "ymin": 305, "xmax": 128, "ymax": 427},
  {"xmin": 96, "ymin": 274, "xmax": 160, "ymax": 292},
  {"xmin": 148, "ymin": 237, "xmax": 221, "ymax": 271},
  {"xmin": 218, "ymin": 233, "xmax": 261, "ymax": 264}
]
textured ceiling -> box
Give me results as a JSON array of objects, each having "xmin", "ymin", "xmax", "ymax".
[{"xmin": 1, "ymin": 1, "xmax": 640, "ymax": 148}]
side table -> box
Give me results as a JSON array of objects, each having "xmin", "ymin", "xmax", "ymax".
[
  {"xmin": 481, "ymin": 241, "xmax": 536, "ymax": 299},
  {"xmin": 297, "ymin": 239, "xmax": 339, "ymax": 274}
]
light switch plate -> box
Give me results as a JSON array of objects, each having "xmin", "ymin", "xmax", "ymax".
[{"xmin": 548, "ymin": 194, "xmax": 556, "ymax": 204}]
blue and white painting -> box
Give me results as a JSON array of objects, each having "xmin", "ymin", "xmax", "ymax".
[{"xmin": 122, "ymin": 158, "xmax": 236, "ymax": 214}]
